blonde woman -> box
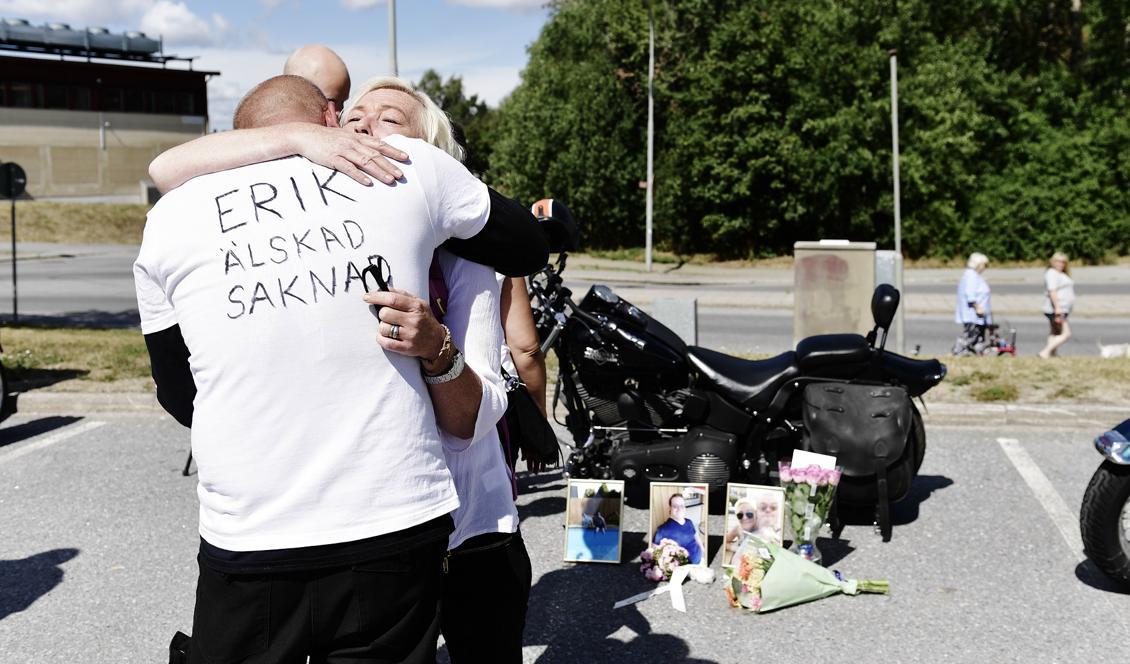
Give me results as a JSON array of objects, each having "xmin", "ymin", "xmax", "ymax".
[{"xmin": 1038, "ymin": 252, "xmax": 1075, "ymax": 358}]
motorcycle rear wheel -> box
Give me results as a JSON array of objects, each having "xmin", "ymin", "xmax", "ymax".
[
  {"xmin": 1080, "ymin": 461, "xmax": 1130, "ymax": 588},
  {"xmin": 910, "ymin": 403, "xmax": 926, "ymax": 475}
]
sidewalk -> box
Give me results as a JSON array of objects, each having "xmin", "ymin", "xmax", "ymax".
[
  {"xmin": 563, "ymin": 255, "xmax": 1130, "ymax": 318},
  {"xmin": 10, "ymin": 388, "xmax": 1122, "ymax": 430}
]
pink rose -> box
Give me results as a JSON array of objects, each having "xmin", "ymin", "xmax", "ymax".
[
  {"xmin": 829, "ymin": 469, "xmax": 842, "ymax": 486},
  {"xmin": 779, "ymin": 462, "xmax": 793, "ymax": 483},
  {"xmin": 641, "ymin": 549, "xmax": 654, "ymax": 562}
]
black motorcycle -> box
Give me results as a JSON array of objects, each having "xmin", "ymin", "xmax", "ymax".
[
  {"xmin": 1080, "ymin": 418, "xmax": 1130, "ymax": 588},
  {"xmin": 529, "ymin": 204, "xmax": 945, "ymax": 533}
]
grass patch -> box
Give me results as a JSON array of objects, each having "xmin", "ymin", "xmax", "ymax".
[
  {"xmin": 1, "ymin": 326, "xmax": 151, "ymax": 390},
  {"xmin": 924, "ymin": 355, "xmax": 1130, "ymax": 404},
  {"xmin": 0, "ymin": 324, "xmax": 1126, "ymax": 403},
  {"xmin": 970, "ymin": 383, "xmax": 1020, "ymax": 402},
  {"xmin": 582, "ymin": 248, "xmax": 795, "ymax": 269},
  {"xmin": 0, "ymin": 201, "xmax": 149, "ymax": 245}
]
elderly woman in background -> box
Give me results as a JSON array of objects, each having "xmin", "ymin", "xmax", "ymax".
[
  {"xmin": 1038, "ymin": 252, "xmax": 1075, "ymax": 358},
  {"xmin": 951, "ymin": 252, "xmax": 992, "ymax": 355}
]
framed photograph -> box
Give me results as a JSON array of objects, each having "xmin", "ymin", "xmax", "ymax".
[
  {"xmin": 722, "ymin": 483, "xmax": 786, "ymax": 567},
  {"xmin": 647, "ymin": 482, "xmax": 709, "ymax": 566},
  {"xmin": 563, "ymin": 479, "xmax": 625, "ymax": 563}
]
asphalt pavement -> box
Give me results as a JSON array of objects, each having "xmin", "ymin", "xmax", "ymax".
[
  {"xmin": 1, "ymin": 242, "xmax": 1127, "ymax": 659},
  {"xmin": 1, "ymin": 408, "xmax": 1129, "ymax": 663}
]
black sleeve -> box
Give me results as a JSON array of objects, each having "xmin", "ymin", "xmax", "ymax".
[
  {"xmin": 144, "ymin": 325, "xmax": 196, "ymax": 428},
  {"xmin": 442, "ymin": 187, "xmax": 549, "ymax": 277}
]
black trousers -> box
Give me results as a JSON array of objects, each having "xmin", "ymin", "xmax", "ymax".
[
  {"xmin": 440, "ymin": 531, "xmax": 532, "ymax": 664},
  {"xmin": 188, "ymin": 538, "xmax": 447, "ymax": 664}
]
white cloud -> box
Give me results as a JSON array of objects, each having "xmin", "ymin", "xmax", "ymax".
[
  {"xmin": 0, "ymin": 0, "xmax": 152, "ymax": 26},
  {"xmin": 140, "ymin": 1, "xmax": 230, "ymax": 47},
  {"xmin": 447, "ymin": 0, "xmax": 545, "ymax": 9},
  {"xmin": 339, "ymin": 0, "xmax": 386, "ymax": 9},
  {"xmin": 190, "ymin": 46, "xmax": 285, "ymax": 129}
]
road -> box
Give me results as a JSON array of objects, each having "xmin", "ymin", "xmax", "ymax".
[
  {"xmin": 0, "ymin": 244, "xmax": 1126, "ymax": 356},
  {"xmin": 696, "ymin": 308, "xmax": 1130, "ymax": 357},
  {"xmin": 0, "ymin": 245, "xmax": 140, "ymax": 327},
  {"xmin": 1, "ymin": 410, "xmax": 1128, "ymax": 662}
]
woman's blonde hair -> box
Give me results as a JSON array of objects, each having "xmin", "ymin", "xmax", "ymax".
[
  {"xmin": 1049, "ymin": 251, "xmax": 1070, "ymax": 275},
  {"xmin": 342, "ymin": 75, "xmax": 463, "ymax": 162}
]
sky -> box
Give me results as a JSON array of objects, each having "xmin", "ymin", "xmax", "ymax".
[{"xmin": 0, "ymin": 0, "xmax": 551, "ymax": 128}]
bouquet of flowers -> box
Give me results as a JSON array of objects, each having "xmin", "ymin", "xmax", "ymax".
[
  {"xmin": 779, "ymin": 461, "xmax": 841, "ymax": 563},
  {"xmin": 724, "ymin": 534, "xmax": 888, "ymax": 613},
  {"xmin": 640, "ymin": 538, "xmax": 690, "ymax": 582}
]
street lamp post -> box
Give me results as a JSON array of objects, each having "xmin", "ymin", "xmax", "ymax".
[
  {"xmin": 889, "ymin": 49, "xmax": 905, "ymax": 354},
  {"xmin": 388, "ymin": 0, "xmax": 398, "ymax": 76},
  {"xmin": 645, "ymin": 3, "xmax": 655, "ymax": 272}
]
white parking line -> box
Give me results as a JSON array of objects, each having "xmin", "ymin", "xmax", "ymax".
[
  {"xmin": 0, "ymin": 420, "xmax": 107, "ymax": 466},
  {"xmin": 997, "ymin": 437, "xmax": 1083, "ymax": 559}
]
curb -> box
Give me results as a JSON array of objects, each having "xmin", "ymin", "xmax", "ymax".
[
  {"xmin": 919, "ymin": 401, "xmax": 1125, "ymax": 430},
  {"xmin": 11, "ymin": 390, "xmax": 1124, "ymax": 430},
  {"xmin": 14, "ymin": 390, "xmax": 164, "ymax": 415}
]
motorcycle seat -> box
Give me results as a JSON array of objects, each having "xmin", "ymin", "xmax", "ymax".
[
  {"xmin": 878, "ymin": 352, "xmax": 947, "ymax": 398},
  {"xmin": 795, "ymin": 334, "xmax": 871, "ymax": 371},
  {"xmin": 686, "ymin": 346, "xmax": 799, "ymax": 412}
]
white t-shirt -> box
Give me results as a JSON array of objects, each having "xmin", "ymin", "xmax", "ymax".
[
  {"xmin": 437, "ymin": 251, "xmax": 517, "ymax": 549},
  {"xmin": 134, "ymin": 135, "xmax": 490, "ymax": 551},
  {"xmin": 1043, "ymin": 268, "xmax": 1075, "ymax": 314}
]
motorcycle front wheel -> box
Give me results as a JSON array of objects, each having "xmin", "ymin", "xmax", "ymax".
[{"xmin": 1080, "ymin": 461, "xmax": 1130, "ymax": 587}]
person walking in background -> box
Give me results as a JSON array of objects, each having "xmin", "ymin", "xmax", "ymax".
[
  {"xmin": 951, "ymin": 253, "xmax": 992, "ymax": 355},
  {"xmin": 1038, "ymin": 252, "xmax": 1075, "ymax": 358}
]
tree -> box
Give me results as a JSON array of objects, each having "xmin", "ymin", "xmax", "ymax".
[
  {"xmin": 486, "ymin": 0, "xmax": 1130, "ymax": 260},
  {"xmin": 415, "ymin": 69, "xmax": 495, "ymax": 177},
  {"xmin": 488, "ymin": 0, "xmax": 648, "ymax": 249}
]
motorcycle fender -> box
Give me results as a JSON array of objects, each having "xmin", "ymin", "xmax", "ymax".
[{"xmin": 1094, "ymin": 420, "xmax": 1130, "ymax": 465}]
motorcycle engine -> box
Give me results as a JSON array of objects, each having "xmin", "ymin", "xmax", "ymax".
[
  {"xmin": 571, "ymin": 375, "xmax": 683, "ymax": 432},
  {"xmin": 609, "ymin": 425, "xmax": 738, "ymax": 491}
]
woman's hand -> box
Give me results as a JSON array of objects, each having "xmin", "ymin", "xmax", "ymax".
[
  {"xmin": 362, "ymin": 288, "xmax": 447, "ymax": 361},
  {"xmin": 290, "ymin": 124, "xmax": 409, "ymax": 187}
]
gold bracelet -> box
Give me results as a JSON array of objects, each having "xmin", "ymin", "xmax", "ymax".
[{"xmin": 422, "ymin": 325, "xmax": 453, "ymax": 375}]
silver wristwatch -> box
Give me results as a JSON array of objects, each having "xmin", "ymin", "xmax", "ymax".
[{"xmin": 422, "ymin": 347, "xmax": 465, "ymax": 385}]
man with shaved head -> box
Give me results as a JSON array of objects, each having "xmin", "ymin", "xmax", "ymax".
[
  {"xmin": 231, "ymin": 74, "xmax": 336, "ymax": 129},
  {"xmin": 284, "ymin": 44, "xmax": 351, "ymax": 111},
  {"xmin": 137, "ymin": 76, "xmax": 542, "ymax": 663}
]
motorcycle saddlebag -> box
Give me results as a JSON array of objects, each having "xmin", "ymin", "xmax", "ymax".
[{"xmin": 801, "ymin": 383, "xmax": 914, "ymax": 541}]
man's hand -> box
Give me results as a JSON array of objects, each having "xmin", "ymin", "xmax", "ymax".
[{"xmin": 291, "ymin": 124, "xmax": 408, "ymax": 186}]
